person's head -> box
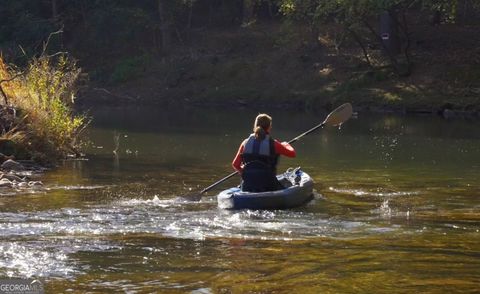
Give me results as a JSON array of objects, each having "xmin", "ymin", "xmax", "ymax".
[{"xmin": 253, "ymin": 113, "xmax": 272, "ymax": 140}]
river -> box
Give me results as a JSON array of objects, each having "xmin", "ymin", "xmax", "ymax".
[{"xmin": 0, "ymin": 106, "xmax": 479, "ymax": 293}]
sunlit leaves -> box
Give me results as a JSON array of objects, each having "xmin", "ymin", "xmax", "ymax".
[{"xmin": 0, "ymin": 53, "xmax": 86, "ymax": 159}]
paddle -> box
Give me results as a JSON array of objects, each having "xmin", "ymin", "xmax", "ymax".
[{"xmin": 178, "ymin": 103, "xmax": 353, "ymax": 201}]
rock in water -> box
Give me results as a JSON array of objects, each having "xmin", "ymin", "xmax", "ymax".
[
  {"xmin": 28, "ymin": 181, "xmax": 44, "ymax": 187},
  {"xmin": 0, "ymin": 152, "xmax": 15, "ymax": 163},
  {"xmin": 1, "ymin": 159, "xmax": 24, "ymax": 171},
  {"xmin": 2, "ymin": 173, "xmax": 24, "ymax": 182},
  {"xmin": 17, "ymin": 182, "xmax": 29, "ymax": 188},
  {"xmin": 442, "ymin": 109, "xmax": 456, "ymax": 119},
  {"xmin": 0, "ymin": 178, "xmax": 12, "ymax": 187}
]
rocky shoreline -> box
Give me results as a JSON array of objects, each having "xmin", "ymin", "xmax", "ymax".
[{"xmin": 0, "ymin": 158, "xmax": 44, "ymax": 193}]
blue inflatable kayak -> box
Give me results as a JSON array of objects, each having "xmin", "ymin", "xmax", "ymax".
[{"xmin": 217, "ymin": 168, "xmax": 314, "ymax": 210}]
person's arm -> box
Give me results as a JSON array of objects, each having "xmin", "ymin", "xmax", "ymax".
[
  {"xmin": 232, "ymin": 142, "xmax": 245, "ymax": 173},
  {"xmin": 274, "ymin": 140, "xmax": 296, "ymax": 157}
]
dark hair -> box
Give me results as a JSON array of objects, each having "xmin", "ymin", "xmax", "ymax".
[{"xmin": 253, "ymin": 113, "xmax": 272, "ymax": 140}]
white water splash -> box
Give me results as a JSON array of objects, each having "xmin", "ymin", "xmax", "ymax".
[
  {"xmin": 379, "ymin": 199, "xmax": 392, "ymax": 217},
  {"xmin": 45, "ymin": 185, "xmax": 108, "ymax": 191},
  {"xmin": 328, "ymin": 187, "xmax": 418, "ymax": 197},
  {"xmin": 0, "ymin": 237, "xmax": 123, "ymax": 279},
  {"xmin": 0, "ymin": 242, "xmax": 76, "ymax": 278},
  {"xmin": 116, "ymin": 195, "xmax": 178, "ymax": 208}
]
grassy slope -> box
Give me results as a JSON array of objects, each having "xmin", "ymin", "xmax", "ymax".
[{"xmin": 80, "ymin": 22, "xmax": 480, "ymax": 113}]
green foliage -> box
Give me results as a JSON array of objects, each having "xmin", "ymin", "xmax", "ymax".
[
  {"xmin": 0, "ymin": 0, "xmax": 258, "ymax": 60},
  {"xmin": 279, "ymin": 0, "xmax": 418, "ymax": 75},
  {"xmin": 1, "ymin": 0, "xmax": 479, "ymax": 116},
  {"xmin": 110, "ymin": 55, "xmax": 151, "ymax": 84},
  {"xmin": 422, "ymin": 0, "xmax": 456, "ymax": 22},
  {"xmin": 0, "ymin": 1, "xmax": 55, "ymax": 59},
  {"xmin": 279, "ymin": 0, "xmax": 480, "ymax": 25},
  {"xmin": 280, "ymin": 0, "xmax": 400, "ymax": 27},
  {"xmin": 85, "ymin": 6, "xmax": 153, "ymax": 53},
  {"xmin": 274, "ymin": 21, "xmax": 300, "ymax": 48}
]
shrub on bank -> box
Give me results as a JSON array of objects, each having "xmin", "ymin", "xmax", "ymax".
[{"xmin": 0, "ymin": 53, "xmax": 87, "ymax": 163}]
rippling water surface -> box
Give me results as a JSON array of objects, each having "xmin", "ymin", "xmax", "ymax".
[{"xmin": 0, "ymin": 106, "xmax": 479, "ymax": 293}]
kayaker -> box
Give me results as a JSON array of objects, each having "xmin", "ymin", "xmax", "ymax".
[{"xmin": 232, "ymin": 113, "xmax": 296, "ymax": 192}]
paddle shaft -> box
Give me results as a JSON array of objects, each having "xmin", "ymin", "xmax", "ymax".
[
  {"xmin": 288, "ymin": 122, "xmax": 325, "ymax": 144},
  {"xmin": 187, "ymin": 102, "xmax": 353, "ymax": 199},
  {"xmin": 199, "ymin": 171, "xmax": 238, "ymax": 194},
  {"xmin": 197, "ymin": 121, "xmax": 326, "ymax": 196}
]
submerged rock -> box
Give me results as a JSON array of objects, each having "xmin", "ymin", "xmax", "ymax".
[
  {"xmin": 0, "ymin": 157, "xmax": 46, "ymax": 194},
  {"xmin": 442, "ymin": 109, "xmax": 456, "ymax": 119},
  {"xmin": 0, "ymin": 152, "xmax": 15, "ymax": 163},
  {"xmin": 16, "ymin": 181, "xmax": 29, "ymax": 188},
  {"xmin": 28, "ymin": 181, "xmax": 44, "ymax": 187},
  {"xmin": 0, "ymin": 178, "xmax": 12, "ymax": 187},
  {"xmin": 1, "ymin": 173, "xmax": 24, "ymax": 182}
]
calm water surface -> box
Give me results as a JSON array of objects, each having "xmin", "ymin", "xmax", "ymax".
[{"xmin": 0, "ymin": 106, "xmax": 479, "ymax": 293}]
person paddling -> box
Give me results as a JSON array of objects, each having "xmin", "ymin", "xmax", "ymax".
[{"xmin": 232, "ymin": 113, "xmax": 296, "ymax": 192}]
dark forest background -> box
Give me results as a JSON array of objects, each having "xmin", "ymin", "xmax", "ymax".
[{"xmin": 1, "ymin": 0, "xmax": 480, "ymax": 111}]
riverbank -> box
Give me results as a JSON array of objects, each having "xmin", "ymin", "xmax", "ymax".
[{"xmin": 76, "ymin": 22, "xmax": 480, "ymax": 117}]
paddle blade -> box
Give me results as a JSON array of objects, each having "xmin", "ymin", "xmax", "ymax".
[{"xmin": 323, "ymin": 103, "xmax": 353, "ymax": 127}]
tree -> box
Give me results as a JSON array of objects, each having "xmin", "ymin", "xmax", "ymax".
[
  {"xmin": 158, "ymin": 0, "xmax": 172, "ymax": 53},
  {"xmin": 279, "ymin": 0, "xmax": 420, "ymax": 75},
  {"xmin": 277, "ymin": 0, "xmax": 480, "ymax": 76}
]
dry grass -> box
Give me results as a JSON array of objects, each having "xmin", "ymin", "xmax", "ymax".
[{"xmin": 0, "ymin": 54, "xmax": 87, "ymax": 161}]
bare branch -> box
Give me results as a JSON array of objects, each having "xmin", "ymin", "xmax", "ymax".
[
  {"xmin": 346, "ymin": 27, "xmax": 373, "ymax": 68},
  {"xmin": 0, "ymin": 71, "xmax": 26, "ymax": 105},
  {"xmin": 0, "ymin": 72, "xmax": 25, "ymax": 84},
  {"xmin": 93, "ymin": 87, "xmax": 137, "ymax": 102},
  {"xmin": 47, "ymin": 51, "xmax": 68, "ymax": 58},
  {"xmin": 42, "ymin": 26, "xmax": 64, "ymax": 55},
  {"xmin": 0, "ymin": 85, "xmax": 8, "ymax": 105}
]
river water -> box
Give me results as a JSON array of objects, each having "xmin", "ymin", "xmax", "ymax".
[{"xmin": 0, "ymin": 106, "xmax": 479, "ymax": 293}]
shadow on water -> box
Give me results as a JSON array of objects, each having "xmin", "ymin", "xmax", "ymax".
[{"xmin": 0, "ymin": 105, "xmax": 479, "ymax": 292}]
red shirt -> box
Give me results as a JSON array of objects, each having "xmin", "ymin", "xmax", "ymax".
[{"xmin": 232, "ymin": 137, "xmax": 296, "ymax": 173}]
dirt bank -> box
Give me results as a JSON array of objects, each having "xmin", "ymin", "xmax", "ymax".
[{"xmin": 76, "ymin": 23, "xmax": 480, "ymax": 117}]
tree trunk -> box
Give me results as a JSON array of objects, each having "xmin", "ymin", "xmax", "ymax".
[
  {"xmin": 347, "ymin": 28, "xmax": 372, "ymax": 68},
  {"xmin": 208, "ymin": 0, "xmax": 213, "ymax": 25},
  {"xmin": 52, "ymin": 0, "xmax": 58, "ymax": 20},
  {"xmin": 158, "ymin": 0, "xmax": 171, "ymax": 54},
  {"xmin": 187, "ymin": 3, "xmax": 193, "ymax": 30},
  {"xmin": 78, "ymin": 0, "xmax": 88, "ymax": 28},
  {"xmin": 379, "ymin": 11, "xmax": 401, "ymax": 56},
  {"xmin": 398, "ymin": 9, "xmax": 413, "ymax": 76},
  {"xmin": 242, "ymin": 0, "xmax": 254, "ymax": 25},
  {"xmin": 456, "ymin": 0, "xmax": 477, "ymax": 24},
  {"xmin": 186, "ymin": 2, "xmax": 193, "ymax": 41},
  {"xmin": 364, "ymin": 20, "xmax": 402, "ymax": 76}
]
